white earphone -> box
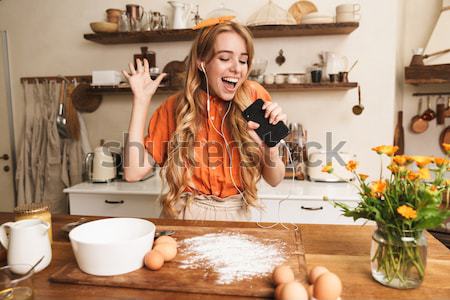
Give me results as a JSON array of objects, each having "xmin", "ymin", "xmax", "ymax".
[{"xmin": 200, "ymin": 62, "xmax": 206, "ymax": 73}]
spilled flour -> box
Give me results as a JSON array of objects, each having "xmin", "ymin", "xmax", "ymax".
[{"xmin": 179, "ymin": 232, "xmax": 287, "ymax": 284}]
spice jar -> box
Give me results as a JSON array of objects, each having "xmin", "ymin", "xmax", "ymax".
[{"xmin": 14, "ymin": 203, "xmax": 53, "ymax": 243}]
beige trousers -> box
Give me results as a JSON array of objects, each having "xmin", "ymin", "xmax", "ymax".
[{"xmin": 160, "ymin": 193, "xmax": 251, "ymax": 222}]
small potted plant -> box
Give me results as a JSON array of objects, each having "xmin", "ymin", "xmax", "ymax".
[{"xmin": 322, "ymin": 144, "xmax": 450, "ymax": 289}]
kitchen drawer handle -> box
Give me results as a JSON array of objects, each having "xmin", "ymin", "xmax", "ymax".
[
  {"xmin": 301, "ymin": 205, "xmax": 323, "ymax": 211},
  {"xmin": 104, "ymin": 200, "xmax": 125, "ymax": 204}
]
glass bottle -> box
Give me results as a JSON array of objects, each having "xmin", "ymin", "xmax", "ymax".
[{"xmin": 118, "ymin": 11, "xmax": 130, "ymax": 32}]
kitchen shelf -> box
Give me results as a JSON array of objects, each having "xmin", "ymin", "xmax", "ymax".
[
  {"xmin": 84, "ymin": 22, "xmax": 359, "ymax": 44},
  {"xmin": 88, "ymin": 82, "xmax": 358, "ymax": 95},
  {"xmin": 405, "ymin": 64, "xmax": 450, "ymax": 84}
]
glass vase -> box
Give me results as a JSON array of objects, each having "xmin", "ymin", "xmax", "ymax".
[{"xmin": 370, "ymin": 226, "xmax": 427, "ymax": 289}]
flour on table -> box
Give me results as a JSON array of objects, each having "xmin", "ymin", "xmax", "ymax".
[{"xmin": 179, "ymin": 232, "xmax": 287, "ymax": 284}]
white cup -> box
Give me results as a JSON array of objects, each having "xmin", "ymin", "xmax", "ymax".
[
  {"xmin": 287, "ymin": 74, "xmax": 300, "ymax": 84},
  {"xmin": 263, "ymin": 74, "xmax": 275, "ymax": 85},
  {"xmin": 275, "ymin": 74, "xmax": 285, "ymax": 84},
  {"xmin": 336, "ymin": 3, "xmax": 361, "ymax": 13},
  {"xmin": 336, "ymin": 11, "xmax": 360, "ymax": 23}
]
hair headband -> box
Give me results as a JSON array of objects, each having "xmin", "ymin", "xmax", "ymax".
[{"xmin": 192, "ymin": 15, "xmax": 236, "ymax": 30}]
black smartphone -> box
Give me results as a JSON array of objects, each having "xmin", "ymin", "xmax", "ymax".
[{"xmin": 242, "ymin": 99, "xmax": 290, "ymax": 147}]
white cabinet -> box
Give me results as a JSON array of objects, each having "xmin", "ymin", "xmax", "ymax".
[
  {"xmin": 65, "ymin": 177, "xmax": 364, "ymax": 224},
  {"xmin": 250, "ymin": 198, "xmax": 365, "ymax": 225},
  {"xmin": 69, "ymin": 193, "xmax": 161, "ymax": 218}
]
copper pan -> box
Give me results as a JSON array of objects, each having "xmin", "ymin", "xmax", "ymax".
[{"xmin": 410, "ymin": 98, "xmax": 428, "ymax": 133}]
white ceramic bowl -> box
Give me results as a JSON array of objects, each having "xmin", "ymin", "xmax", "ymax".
[{"xmin": 69, "ymin": 218, "xmax": 155, "ymax": 276}]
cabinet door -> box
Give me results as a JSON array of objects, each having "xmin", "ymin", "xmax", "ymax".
[
  {"xmin": 69, "ymin": 193, "xmax": 161, "ymax": 218},
  {"xmin": 251, "ymin": 199, "xmax": 364, "ymax": 225}
]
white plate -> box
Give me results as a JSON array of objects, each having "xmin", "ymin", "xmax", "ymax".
[{"xmin": 301, "ymin": 17, "xmax": 334, "ymax": 24}]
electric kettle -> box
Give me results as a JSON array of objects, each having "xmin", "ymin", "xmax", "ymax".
[{"xmin": 85, "ymin": 146, "xmax": 117, "ymax": 183}]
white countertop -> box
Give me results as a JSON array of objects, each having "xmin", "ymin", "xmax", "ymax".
[{"xmin": 64, "ymin": 175, "xmax": 360, "ymax": 202}]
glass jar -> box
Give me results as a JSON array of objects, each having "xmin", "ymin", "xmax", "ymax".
[
  {"xmin": 14, "ymin": 203, "xmax": 52, "ymax": 243},
  {"xmin": 370, "ymin": 226, "xmax": 427, "ymax": 289}
]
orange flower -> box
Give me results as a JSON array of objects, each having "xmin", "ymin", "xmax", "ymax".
[
  {"xmin": 418, "ymin": 168, "xmax": 430, "ymax": 180},
  {"xmin": 393, "ymin": 155, "xmax": 409, "ymax": 166},
  {"xmin": 397, "ymin": 205, "xmax": 417, "ymax": 220},
  {"xmin": 358, "ymin": 173, "xmax": 369, "ymax": 181},
  {"xmin": 346, "ymin": 160, "xmax": 358, "ymax": 172},
  {"xmin": 443, "ymin": 143, "xmax": 450, "ymax": 153},
  {"xmin": 434, "ymin": 157, "xmax": 449, "ymax": 167},
  {"xmin": 387, "ymin": 163, "xmax": 399, "ymax": 173},
  {"xmin": 410, "ymin": 156, "xmax": 433, "ymax": 168},
  {"xmin": 407, "ymin": 171, "xmax": 420, "ymax": 181},
  {"xmin": 321, "ymin": 163, "xmax": 333, "ymax": 173},
  {"xmin": 372, "ymin": 145, "xmax": 398, "ymax": 156},
  {"xmin": 371, "ymin": 180, "xmax": 387, "ymax": 197}
]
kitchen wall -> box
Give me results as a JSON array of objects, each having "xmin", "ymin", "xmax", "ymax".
[
  {"xmin": 399, "ymin": 0, "xmax": 449, "ymax": 157},
  {"xmin": 0, "ymin": 0, "xmax": 410, "ymax": 178}
]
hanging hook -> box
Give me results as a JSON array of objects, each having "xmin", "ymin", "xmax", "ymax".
[{"xmin": 57, "ymin": 75, "xmax": 71, "ymax": 84}]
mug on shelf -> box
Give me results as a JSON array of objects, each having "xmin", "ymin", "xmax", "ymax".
[
  {"xmin": 336, "ymin": 3, "xmax": 361, "ymax": 13},
  {"xmin": 264, "ymin": 74, "xmax": 275, "ymax": 85},
  {"xmin": 275, "ymin": 74, "xmax": 286, "ymax": 85},
  {"xmin": 336, "ymin": 3, "xmax": 361, "ymax": 23}
]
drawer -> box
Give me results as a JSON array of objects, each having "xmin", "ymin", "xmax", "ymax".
[
  {"xmin": 69, "ymin": 193, "xmax": 161, "ymax": 218},
  {"xmin": 251, "ymin": 199, "xmax": 365, "ymax": 225}
]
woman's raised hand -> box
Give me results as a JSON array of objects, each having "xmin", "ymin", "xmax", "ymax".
[{"xmin": 122, "ymin": 58, "xmax": 166, "ymax": 106}]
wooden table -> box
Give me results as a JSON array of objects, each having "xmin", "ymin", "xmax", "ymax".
[{"xmin": 1, "ymin": 213, "xmax": 449, "ymax": 300}]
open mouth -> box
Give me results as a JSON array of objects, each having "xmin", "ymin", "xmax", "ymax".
[{"xmin": 222, "ymin": 77, "xmax": 239, "ymax": 90}]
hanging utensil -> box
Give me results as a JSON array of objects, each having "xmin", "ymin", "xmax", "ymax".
[
  {"xmin": 421, "ymin": 96, "xmax": 436, "ymax": 121},
  {"xmin": 65, "ymin": 82, "xmax": 80, "ymax": 140},
  {"xmin": 439, "ymin": 126, "xmax": 450, "ymax": 154},
  {"xmin": 56, "ymin": 81, "xmax": 69, "ymax": 139},
  {"xmin": 410, "ymin": 98, "xmax": 428, "ymax": 134},
  {"xmin": 393, "ymin": 111, "xmax": 405, "ymax": 155},
  {"xmin": 352, "ymin": 86, "xmax": 364, "ymax": 115},
  {"xmin": 71, "ymin": 83, "xmax": 103, "ymax": 113},
  {"xmin": 436, "ymin": 95, "xmax": 446, "ymax": 125}
]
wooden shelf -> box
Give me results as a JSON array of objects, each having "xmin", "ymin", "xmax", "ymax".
[
  {"xmin": 405, "ymin": 64, "xmax": 450, "ymax": 84},
  {"xmin": 84, "ymin": 22, "xmax": 359, "ymax": 44},
  {"xmin": 88, "ymin": 82, "xmax": 358, "ymax": 95},
  {"xmin": 263, "ymin": 82, "xmax": 358, "ymax": 91}
]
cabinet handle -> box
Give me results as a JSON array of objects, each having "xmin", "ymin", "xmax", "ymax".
[
  {"xmin": 301, "ymin": 205, "xmax": 323, "ymax": 211},
  {"xmin": 105, "ymin": 200, "xmax": 124, "ymax": 204}
]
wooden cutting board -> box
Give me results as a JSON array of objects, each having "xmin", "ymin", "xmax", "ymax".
[{"xmin": 50, "ymin": 224, "xmax": 307, "ymax": 298}]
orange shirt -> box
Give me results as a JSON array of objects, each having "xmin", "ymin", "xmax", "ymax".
[{"xmin": 144, "ymin": 81, "xmax": 271, "ymax": 197}]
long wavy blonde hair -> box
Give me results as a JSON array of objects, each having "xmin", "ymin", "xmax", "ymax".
[{"xmin": 160, "ymin": 21, "xmax": 262, "ymax": 218}]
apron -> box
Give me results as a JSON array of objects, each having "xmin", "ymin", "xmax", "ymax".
[{"xmin": 160, "ymin": 192, "xmax": 251, "ymax": 221}]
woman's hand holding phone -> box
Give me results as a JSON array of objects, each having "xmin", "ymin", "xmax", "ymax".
[
  {"xmin": 244, "ymin": 99, "xmax": 289, "ymax": 149},
  {"xmin": 122, "ymin": 58, "xmax": 166, "ymax": 107}
]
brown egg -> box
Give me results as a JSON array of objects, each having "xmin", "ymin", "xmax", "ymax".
[
  {"xmin": 154, "ymin": 235, "xmax": 177, "ymax": 247},
  {"xmin": 274, "ymin": 283, "xmax": 285, "ymax": 300},
  {"xmin": 273, "ymin": 265, "xmax": 295, "ymax": 285},
  {"xmin": 313, "ymin": 272, "xmax": 342, "ymax": 300},
  {"xmin": 144, "ymin": 250, "xmax": 164, "ymax": 271},
  {"xmin": 309, "ymin": 266, "xmax": 329, "ymax": 284},
  {"xmin": 280, "ymin": 281, "xmax": 308, "ymax": 300},
  {"xmin": 153, "ymin": 243, "xmax": 177, "ymax": 261}
]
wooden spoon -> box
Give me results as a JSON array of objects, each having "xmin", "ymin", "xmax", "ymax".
[{"xmin": 410, "ymin": 98, "xmax": 429, "ymax": 133}]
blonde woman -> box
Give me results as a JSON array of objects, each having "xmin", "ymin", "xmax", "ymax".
[{"xmin": 123, "ymin": 19, "xmax": 287, "ymax": 221}]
